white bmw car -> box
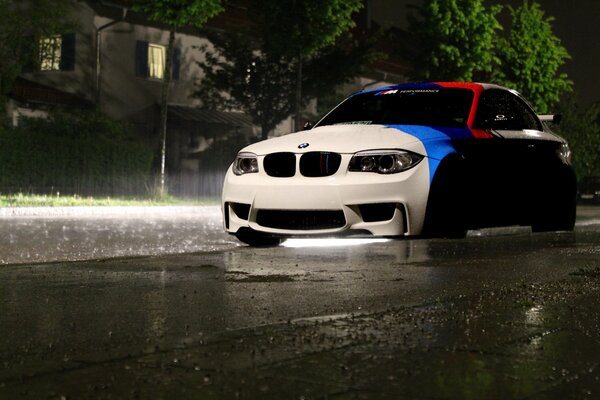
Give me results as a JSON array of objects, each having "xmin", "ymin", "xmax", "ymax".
[{"xmin": 222, "ymin": 82, "xmax": 576, "ymax": 246}]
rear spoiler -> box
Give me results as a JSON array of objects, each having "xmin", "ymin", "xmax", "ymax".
[{"xmin": 538, "ymin": 114, "xmax": 562, "ymax": 124}]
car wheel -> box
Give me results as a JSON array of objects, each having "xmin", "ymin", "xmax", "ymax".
[
  {"xmin": 421, "ymin": 156, "xmax": 468, "ymax": 239},
  {"xmin": 235, "ymin": 228, "xmax": 283, "ymax": 247}
]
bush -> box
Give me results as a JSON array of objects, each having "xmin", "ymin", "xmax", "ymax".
[
  {"xmin": 555, "ymin": 96, "xmax": 600, "ymax": 181},
  {"xmin": 0, "ymin": 110, "xmax": 154, "ymax": 196}
]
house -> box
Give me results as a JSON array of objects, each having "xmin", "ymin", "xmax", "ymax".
[{"xmin": 7, "ymin": 0, "xmax": 410, "ymax": 196}]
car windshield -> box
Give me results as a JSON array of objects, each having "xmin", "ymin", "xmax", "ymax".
[{"xmin": 317, "ymin": 88, "xmax": 474, "ymax": 128}]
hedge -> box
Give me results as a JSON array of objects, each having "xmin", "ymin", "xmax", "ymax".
[{"xmin": 0, "ymin": 110, "xmax": 154, "ymax": 197}]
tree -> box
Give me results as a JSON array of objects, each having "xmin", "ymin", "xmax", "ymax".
[
  {"xmin": 555, "ymin": 96, "xmax": 600, "ymax": 180},
  {"xmin": 196, "ymin": 32, "xmax": 296, "ymax": 140},
  {"xmin": 0, "ymin": 0, "xmax": 74, "ymax": 118},
  {"xmin": 196, "ymin": 0, "xmax": 380, "ymax": 139},
  {"xmin": 133, "ymin": 0, "xmax": 223, "ymax": 195},
  {"xmin": 256, "ymin": 0, "xmax": 364, "ymax": 130},
  {"xmin": 493, "ymin": 1, "xmax": 572, "ymax": 113},
  {"xmin": 196, "ymin": 28, "xmax": 380, "ymax": 140},
  {"xmin": 407, "ymin": 0, "xmax": 502, "ymax": 81}
]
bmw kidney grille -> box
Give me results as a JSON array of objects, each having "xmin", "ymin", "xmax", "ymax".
[{"xmin": 263, "ymin": 152, "xmax": 341, "ymax": 177}]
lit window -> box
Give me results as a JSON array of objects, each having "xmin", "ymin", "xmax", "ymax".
[
  {"xmin": 135, "ymin": 41, "xmax": 180, "ymax": 80},
  {"xmin": 148, "ymin": 43, "xmax": 165, "ymax": 80},
  {"xmin": 39, "ymin": 35, "xmax": 62, "ymax": 71}
]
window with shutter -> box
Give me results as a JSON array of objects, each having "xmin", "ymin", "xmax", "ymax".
[
  {"xmin": 38, "ymin": 33, "xmax": 76, "ymax": 72},
  {"xmin": 39, "ymin": 35, "xmax": 62, "ymax": 71},
  {"xmin": 135, "ymin": 41, "xmax": 181, "ymax": 81},
  {"xmin": 148, "ymin": 43, "xmax": 166, "ymax": 79},
  {"xmin": 59, "ymin": 33, "xmax": 76, "ymax": 71},
  {"xmin": 172, "ymin": 47, "xmax": 181, "ymax": 81},
  {"xmin": 135, "ymin": 40, "xmax": 149, "ymax": 78}
]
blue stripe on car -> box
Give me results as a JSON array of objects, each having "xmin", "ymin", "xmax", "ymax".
[{"xmin": 385, "ymin": 125, "xmax": 473, "ymax": 182}]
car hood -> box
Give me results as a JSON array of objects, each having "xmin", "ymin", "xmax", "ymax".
[{"xmin": 240, "ymin": 124, "xmax": 427, "ymax": 156}]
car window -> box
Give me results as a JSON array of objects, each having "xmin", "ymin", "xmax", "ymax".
[
  {"xmin": 474, "ymin": 89, "xmax": 542, "ymax": 131},
  {"xmin": 316, "ymin": 88, "xmax": 474, "ymax": 129}
]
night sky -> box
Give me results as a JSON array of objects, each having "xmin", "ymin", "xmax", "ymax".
[{"xmin": 370, "ymin": 0, "xmax": 600, "ymax": 108}]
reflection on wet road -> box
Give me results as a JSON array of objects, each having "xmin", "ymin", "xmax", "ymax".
[
  {"xmin": 0, "ymin": 206, "xmax": 238, "ymax": 265},
  {"xmin": 1, "ymin": 205, "xmax": 599, "ymax": 265},
  {"xmin": 0, "ymin": 206, "xmax": 599, "ymax": 398}
]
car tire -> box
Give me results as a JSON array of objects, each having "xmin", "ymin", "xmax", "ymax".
[
  {"xmin": 235, "ymin": 228, "xmax": 283, "ymax": 247},
  {"xmin": 421, "ymin": 156, "xmax": 468, "ymax": 239}
]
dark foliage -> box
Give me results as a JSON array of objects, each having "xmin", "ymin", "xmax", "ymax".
[
  {"xmin": 555, "ymin": 96, "xmax": 600, "ymax": 180},
  {"xmin": 195, "ymin": 30, "xmax": 381, "ymax": 139},
  {"xmin": 0, "ymin": 111, "xmax": 154, "ymax": 196}
]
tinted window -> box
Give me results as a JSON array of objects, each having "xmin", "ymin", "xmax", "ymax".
[
  {"xmin": 317, "ymin": 88, "xmax": 474, "ymax": 128},
  {"xmin": 474, "ymin": 89, "xmax": 541, "ymax": 131}
]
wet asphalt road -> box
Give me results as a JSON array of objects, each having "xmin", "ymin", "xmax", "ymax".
[
  {"xmin": 0, "ymin": 206, "xmax": 237, "ymax": 265},
  {"xmin": 1, "ymin": 207, "xmax": 600, "ymax": 399}
]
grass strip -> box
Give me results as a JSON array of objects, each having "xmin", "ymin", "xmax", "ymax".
[{"xmin": 0, "ymin": 193, "xmax": 218, "ymax": 207}]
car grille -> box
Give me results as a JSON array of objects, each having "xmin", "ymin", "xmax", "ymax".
[
  {"xmin": 264, "ymin": 152, "xmax": 296, "ymax": 177},
  {"xmin": 262, "ymin": 152, "xmax": 342, "ymax": 177},
  {"xmin": 300, "ymin": 152, "xmax": 342, "ymax": 177},
  {"xmin": 256, "ymin": 210, "xmax": 346, "ymax": 230}
]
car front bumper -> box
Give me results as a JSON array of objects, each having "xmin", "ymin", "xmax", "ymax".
[{"xmin": 222, "ymin": 156, "xmax": 431, "ymax": 237}]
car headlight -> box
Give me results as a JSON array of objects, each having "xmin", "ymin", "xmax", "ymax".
[
  {"xmin": 232, "ymin": 152, "xmax": 259, "ymax": 175},
  {"xmin": 349, "ymin": 150, "xmax": 423, "ymax": 174},
  {"xmin": 557, "ymin": 143, "xmax": 572, "ymax": 165}
]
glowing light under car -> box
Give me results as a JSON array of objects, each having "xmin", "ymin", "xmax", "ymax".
[{"xmin": 282, "ymin": 238, "xmax": 390, "ymax": 248}]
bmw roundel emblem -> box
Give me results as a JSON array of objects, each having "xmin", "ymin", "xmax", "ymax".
[{"xmin": 298, "ymin": 143, "xmax": 310, "ymax": 149}]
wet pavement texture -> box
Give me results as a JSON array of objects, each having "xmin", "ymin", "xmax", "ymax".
[
  {"xmin": 0, "ymin": 206, "xmax": 238, "ymax": 265},
  {"xmin": 0, "ymin": 207, "xmax": 599, "ymax": 399},
  {"xmin": 0, "ymin": 205, "xmax": 598, "ymax": 266}
]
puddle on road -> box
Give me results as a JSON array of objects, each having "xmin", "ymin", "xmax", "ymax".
[{"xmin": 225, "ymin": 273, "xmax": 298, "ymax": 283}]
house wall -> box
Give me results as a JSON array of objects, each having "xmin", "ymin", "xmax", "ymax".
[
  {"xmin": 20, "ymin": 1, "xmax": 97, "ymax": 103},
  {"xmin": 17, "ymin": 0, "xmax": 404, "ymax": 140},
  {"xmin": 96, "ymin": 18, "xmax": 210, "ymax": 121},
  {"xmin": 18, "ymin": 1, "xmax": 212, "ymax": 125}
]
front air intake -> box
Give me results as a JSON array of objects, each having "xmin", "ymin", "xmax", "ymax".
[
  {"xmin": 256, "ymin": 210, "xmax": 346, "ymax": 230},
  {"xmin": 358, "ymin": 203, "xmax": 396, "ymax": 222},
  {"xmin": 231, "ymin": 202, "xmax": 251, "ymax": 220}
]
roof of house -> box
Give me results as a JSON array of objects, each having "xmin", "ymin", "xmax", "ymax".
[
  {"xmin": 168, "ymin": 105, "xmax": 255, "ymax": 128},
  {"xmin": 9, "ymin": 77, "xmax": 92, "ymax": 108}
]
